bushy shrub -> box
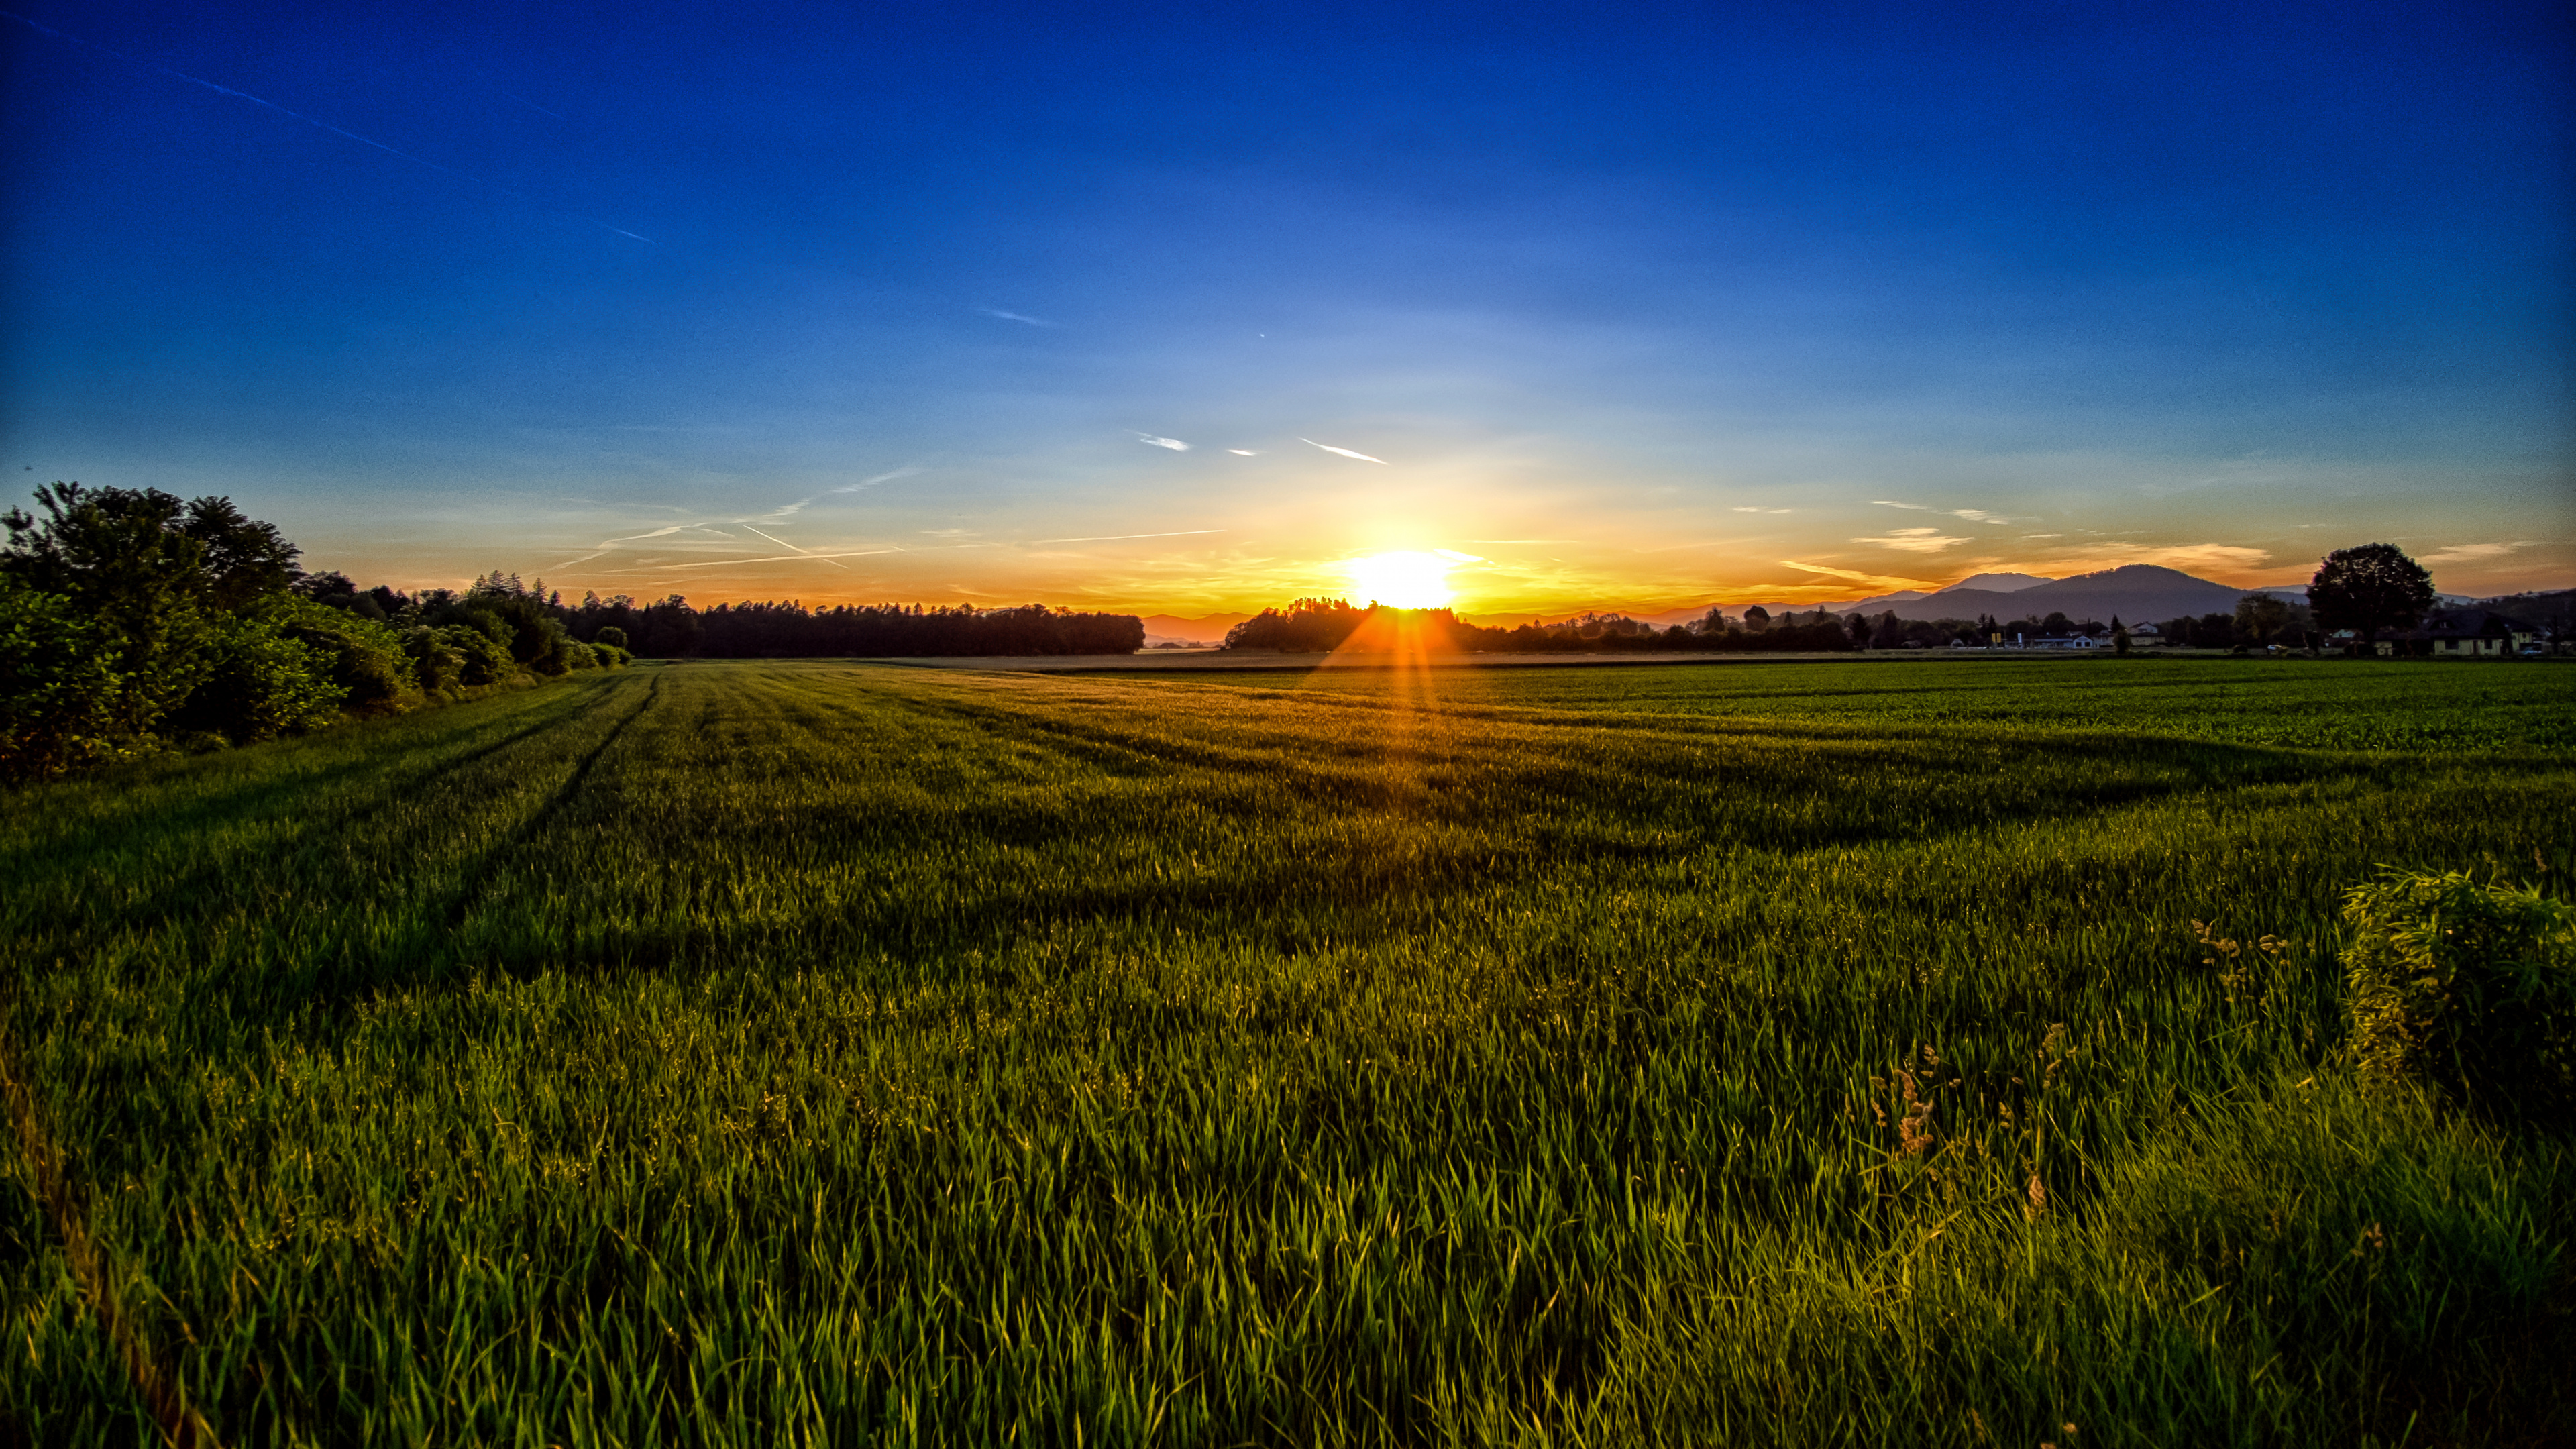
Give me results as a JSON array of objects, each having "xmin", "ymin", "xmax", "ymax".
[
  {"xmin": 529, "ymin": 619, "xmax": 577, "ymax": 676},
  {"xmin": 441, "ymin": 624, "xmax": 515, "ymax": 686},
  {"xmin": 270, "ymin": 598, "xmax": 412, "ymax": 711},
  {"xmin": 593, "ymin": 625, "xmax": 628, "ymax": 650},
  {"xmin": 2343, "ymin": 869, "xmax": 2576, "ymax": 1126},
  {"xmin": 0, "ymin": 576, "xmax": 133, "ymax": 777},
  {"xmin": 170, "ymin": 612, "xmax": 346, "ymax": 743},
  {"xmin": 398, "ymin": 625, "xmax": 465, "ymax": 693},
  {"xmin": 592, "ymin": 641, "xmax": 631, "ymax": 669}
]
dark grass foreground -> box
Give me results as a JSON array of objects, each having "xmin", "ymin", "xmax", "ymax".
[{"xmin": 2, "ymin": 659, "xmax": 2571, "ymax": 1446}]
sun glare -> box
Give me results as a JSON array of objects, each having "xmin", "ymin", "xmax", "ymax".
[{"xmin": 1344, "ymin": 550, "xmax": 1464, "ymax": 608}]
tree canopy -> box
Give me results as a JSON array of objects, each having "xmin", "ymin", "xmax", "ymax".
[{"xmin": 2309, "ymin": 543, "xmax": 2435, "ymax": 641}]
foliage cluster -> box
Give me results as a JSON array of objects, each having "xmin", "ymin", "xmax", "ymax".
[
  {"xmin": 2, "ymin": 661, "xmax": 2570, "ymax": 1444},
  {"xmin": 0, "ymin": 484, "xmax": 622, "ymax": 778},
  {"xmin": 2311, "ymin": 542, "xmax": 2438, "ymax": 642},
  {"xmin": 2343, "ymin": 869, "xmax": 2575, "ymax": 1126}
]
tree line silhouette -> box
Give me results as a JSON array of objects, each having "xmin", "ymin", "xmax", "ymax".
[
  {"xmin": 1223, "ymin": 600, "xmax": 1862, "ymax": 653},
  {"xmin": 564, "ymin": 596, "xmax": 1144, "ymax": 659}
]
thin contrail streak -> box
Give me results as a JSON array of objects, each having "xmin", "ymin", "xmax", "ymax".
[
  {"xmin": 652, "ymin": 549, "xmax": 904, "ymax": 570},
  {"xmin": 1028, "ymin": 529, "xmax": 1224, "ymax": 544},
  {"xmin": 739, "ymin": 525, "xmax": 850, "ymax": 568},
  {"xmin": 0, "ymin": 9, "xmax": 653, "ymax": 244}
]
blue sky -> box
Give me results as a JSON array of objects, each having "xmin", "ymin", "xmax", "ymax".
[{"xmin": 4, "ymin": 0, "xmax": 2569, "ymax": 616}]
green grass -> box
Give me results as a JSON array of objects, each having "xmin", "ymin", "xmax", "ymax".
[{"xmin": 3, "ymin": 657, "xmax": 2570, "ymax": 1446}]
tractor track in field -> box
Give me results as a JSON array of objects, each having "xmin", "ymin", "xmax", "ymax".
[
  {"xmin": 429, "ymin": 669, "xmax": 665, "ymax": 947},
  {"xmin": 0, "ymin": 676, "xmax": 639, "ymax": 971}
]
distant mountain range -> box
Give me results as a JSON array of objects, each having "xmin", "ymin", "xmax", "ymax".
[
  {"xmin": 1857, "ymin": 564, "xmax": 2292, "ymax": 625},
  {"xmin": 1589, "ymin": 566, "xmax": 2308, "ymax": 631}
]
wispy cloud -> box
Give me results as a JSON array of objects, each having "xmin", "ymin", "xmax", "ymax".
[
  {"xmin": 739, "ymin": 525, "xmax": 851, "ymax": 570},
  {"xmin": 1301, "ymin": 438, "xmax": 1387, "ymax": 464},
  {"xmin": 1027, "ymin": 529, "xmax": 1226, "ymax": 545},
  {"xmin": 1227, "ymin": 449, "xmax": 1258, "ymax": 456},
  {"xmin": 1853, "ymin": 527, "xmax": 1972, "ymax": 553},
  {"xmin": 978, "ymin": 307, "xmax": 1058, "ymax": 327},
  {"xmin": 2418, "ymin": 541, "xmax": 2534, "ymax": 566},
  {"xmin": 1780, "ymin": 560, "xmax": 1941, "ymax": 589},
  {"xmin": 1732, "ymin": 506, "xmax": 1793, "ymax": 514},
  {"xmin": 2015, "ymin": 541, "xmax": 2275, "ymax": 575},
  {"xmin": 645, "ymin": 548, "xmax": 906, "ymax": 571},
  {"xmin": 1949, "ymin": 509, "xmax": 2018, "ymax": 525},
  {"xmin": 1871, "ymin": 500, "xmax": 1931, "ymax": 511},
  {"xmin": 2131, "ymin": 543, "xmax": 2273, "ymax": 572},
  {"xmin": 836, "ymin": 467, "xmax": 924, "ymax": 493},
  {"xmin": 751, "ymin": 466, "xmax": 926, "ymax": 521},
  {"xmin": 1135, "ymin": 433, "xmax": 1191, "ymax": 451}
]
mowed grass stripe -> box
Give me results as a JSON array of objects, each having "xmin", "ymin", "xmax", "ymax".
[{"xmin": 1, "ymin": 660, "xmax": 2569, "ymax": 1445}]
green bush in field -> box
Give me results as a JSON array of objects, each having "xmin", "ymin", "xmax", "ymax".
[
  {"xmin": 398, "ymin": 625, "xmax": 466, "ymax": 693},
  {"xmin": 526, "ymin": 617, "xmax": 578, "ymax": 676},
  {"xmin": 593, "ymin": 625, "xmax": 628, "ymax": 650},
  {"xmin": 591, "ymin": 640, "xmax": 631, "ymax": 668},
  {"xmin": 2344, "ymin": 869, "xmax": 2576, "ymax": 1126},
  {"xmin": 274, "ymin": 598, "xmax": 413, "ymax": 710},
  {"xmin": 0, "ymin": 576, "xmax": 133, "ymax": 777},
  {"xmin": 168, "ymin": 610, "xmax": 347, "ymax": 743},
  {"xmin": 440, "ymin": 622, "xmax": 516, "ymax": 686}
]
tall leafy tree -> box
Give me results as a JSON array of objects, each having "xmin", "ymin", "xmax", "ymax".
[
  {"xmin": 2309, "ymin": 543, "xmax": 2435, "ymax": 643},
  {"xmin": 0, "ymin": 484, "xmax": 218, "ymax": 729},
  {"xmin": 182, "ymin": 495, "xmax": 303, "ymax": 608}
]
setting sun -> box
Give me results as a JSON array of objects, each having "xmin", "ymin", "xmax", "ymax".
[{"xmin": 1343, "ymin": 550, "xmax": 1476, "ymax": 608}]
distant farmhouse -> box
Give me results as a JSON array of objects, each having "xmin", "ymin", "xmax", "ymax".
[{"xmin": 2333, "ymin": 605, "xmax": 2569, "ymax": 657}]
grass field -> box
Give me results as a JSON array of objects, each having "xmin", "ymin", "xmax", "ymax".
[{"xmin": 3, "ymin": 657, "xmax": 2571, "ymax": 1446}]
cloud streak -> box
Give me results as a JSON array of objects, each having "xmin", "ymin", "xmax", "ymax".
[
  {"xmin": 1780, "ymin": 559, "xmax": 1941, "ymax": 589},
  {"xmin": 1301, "ymin": 438, "xmax": 1387, "ymax": 464},
  {"xmin": 2417, "ymin": 541, "xmax": 2533, "ymax": 566},
  {"xmin": 751, "ymin": 466, "xmax": 926, "ymax": 521},
  {"xmin": 1135, "ymin": 433, "xmax": 1191, "ymax": 451},
  {"xmin": 644, "ymin": 548, "xmax": 907, "ymax": 571},
  {"xmin": 1853, "ymin": 527, "xmax": 1972, "ymax": 553},
  {"xmin": 978, "ymin": 307, "xmax": 1058, "ymax": 327},
  {"xmin": 740, "ymin": 525, "xmax": 850, "ymax": 569},
  {"xmin": 1028, "ymin": 529, "xmax": 1226, "ymax": 545}
]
